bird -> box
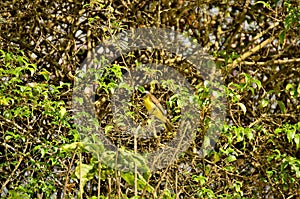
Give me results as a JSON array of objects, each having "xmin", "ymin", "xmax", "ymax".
[{"xmin": 143, "ymin": 91, "xmax": 173, "ymax": 131}]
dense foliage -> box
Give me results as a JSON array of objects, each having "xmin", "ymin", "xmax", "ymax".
[{"xmin": 0, "ymin": 0, "xmax": 299, "ymax": 198}]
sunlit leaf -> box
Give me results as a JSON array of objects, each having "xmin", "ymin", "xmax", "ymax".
[
  {"xmin": 294, "ymin": 134, "xmax": 300, "ymax": 150},
  {"xmin": 277, "ymin": 100, "xmax": 286, "ymax": 114},
  {"xmin": 261, "ymin": 99, "xmax": 269, "ymax": 108},
  {"xmin": 237, "ymin": 102, "xmax": 246, "ymax": 114},
  {"xmin": 60, "ymin": 107, "xmax": 67, "ymax": 118},
  {"xmin": 61, "ymin": 142, "xmax": 80, "ymax": 152},
  {"xmin": 226, "ymin": 155, "xmax": 237, "ymax": 163}
]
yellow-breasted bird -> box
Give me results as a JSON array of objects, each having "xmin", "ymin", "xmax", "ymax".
[{"xmin": 143, "ymin": 91, "xmax": 173, "ymax": 131}]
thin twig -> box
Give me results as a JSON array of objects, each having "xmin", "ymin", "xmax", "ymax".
[
  {"xmin": 0, "ymin": 150, "xmax": 25, "ymax": 193},
  {"xmin": 63, "ymin": 145, "xmax": 78, "ymax": 199},
  {"xmin": 134, "ymin": 126, "xmax": 140, "ymax": 196},
  {"xmin": 214, "ymin": 57, "xmax": 300, "ymax": 66},
  {"xmin": 227, "ymin": 36, "xmax": 276, "ymax": 70},
  {"xmin": 79, "ymin": 153, "xmax": 83, "ymax": 199},
  {"xmin": 97, "ymin": 160, "xmax": 101, "ymax": 199}
]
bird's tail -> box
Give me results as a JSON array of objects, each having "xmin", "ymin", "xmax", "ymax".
[{"xmin": 165, "ymin": 119, "xmax": 173, "ymax": 132}]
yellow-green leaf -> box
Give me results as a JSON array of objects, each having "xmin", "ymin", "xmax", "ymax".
[
  {"xmin": 60, "ymin": 107, "xmax": 67, "ymax": 118},
  {"xmin": 237, "ymin": 102, "xmax": 246, "ymax": 114}
]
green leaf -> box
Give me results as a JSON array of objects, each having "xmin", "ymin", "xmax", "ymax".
[
  {"xmin": 213, "ymin": 151, "xmax": 221, "ymax": 163},
  {"xmin": 285, "ymin": 83, "xmax": 294, "ymax": 91},
  {"xmin": 266, "ymin": 170, "xmax": 274, "ymax": 176},
  {"xmin": 261, "ymin": 99, "xmax": 269, "ymax": 108},
  {"xmin": 277, "ymin": 100, "xmax": 286, "ymax": 114},
  {"xmin": 294, "ymin": 134, "xmax": 300, "ymax": 150},
  {"xmin": 121, "ymin": 172, "xmax": 154, "ymax": 193},
  {"xmin": 237, "ymin": 102, "xmax": 247, "ymax": 114},
  {"xmin": 275, "ymin": 127, "xmax": 282, "ymax": 134},
  {"xmin": 226, "ymin": 155, "xmax": 237, "ymax": 163},
  {"xmin": 287, "ymin": 128, "xmax": 296, "ymax": 143},
  {"xmin": 245, "ymin": 129, "xmax": 254, "ymax": 140},
  {"xmin": 61, "ymin": 142, "xmax": 80, "ymax": 152},
  {"xmin": 137, "ymin": 86, "xmax": 146, "ymax": 93},
  {"xmin": 83, "ymin": 141, "xmax": 105, "ymax": 155},
  {"xmin": 279, "ymin": 30, "xmax": 286, "ymax": 45},
  {"xmin": 5, "ymin": 135, "xmax": 13, "ymax": 140},
  {"xmin": 25, "ymin": 63, "xmax": 37, "ymax": 76},
  {"xmin": 75, "ymin": 163, "xmax": 94, "ymax": 179},
  {"xmin": 192, "ymin": 175, "xmax": 206, "ymax": 186},
  {"xmin": 255, "ymin": 1, "xmax": 271, "ymax": 9},
  {"xmin": 272, "ymin": 149, "xmax": 282, "ymax": 160},
  {"xmin": 60, "ymin": 106, "xmax": 67, "ymax": 118},
  {"xmin": 39, "ymin": 69, "xmax": 51, "ymax": 81},
  {"xmin": 252, "ymin": 79, "xmax": 262, "ymax": 90},
  {"xmin": 0, "ymin": 96, "xmax": 9, "ymax": 106},
  {"xmin": 75, "ymin": 163, "xmax": 94, "ymax": 191},
  {"xmin": 105, "ymin": 125, "xmax": 113, "ymax": 134}
]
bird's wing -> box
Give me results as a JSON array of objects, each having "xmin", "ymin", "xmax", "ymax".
[{"xmin": 148, "ymin": 94, "xmax": 167, "ymax": 115}]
